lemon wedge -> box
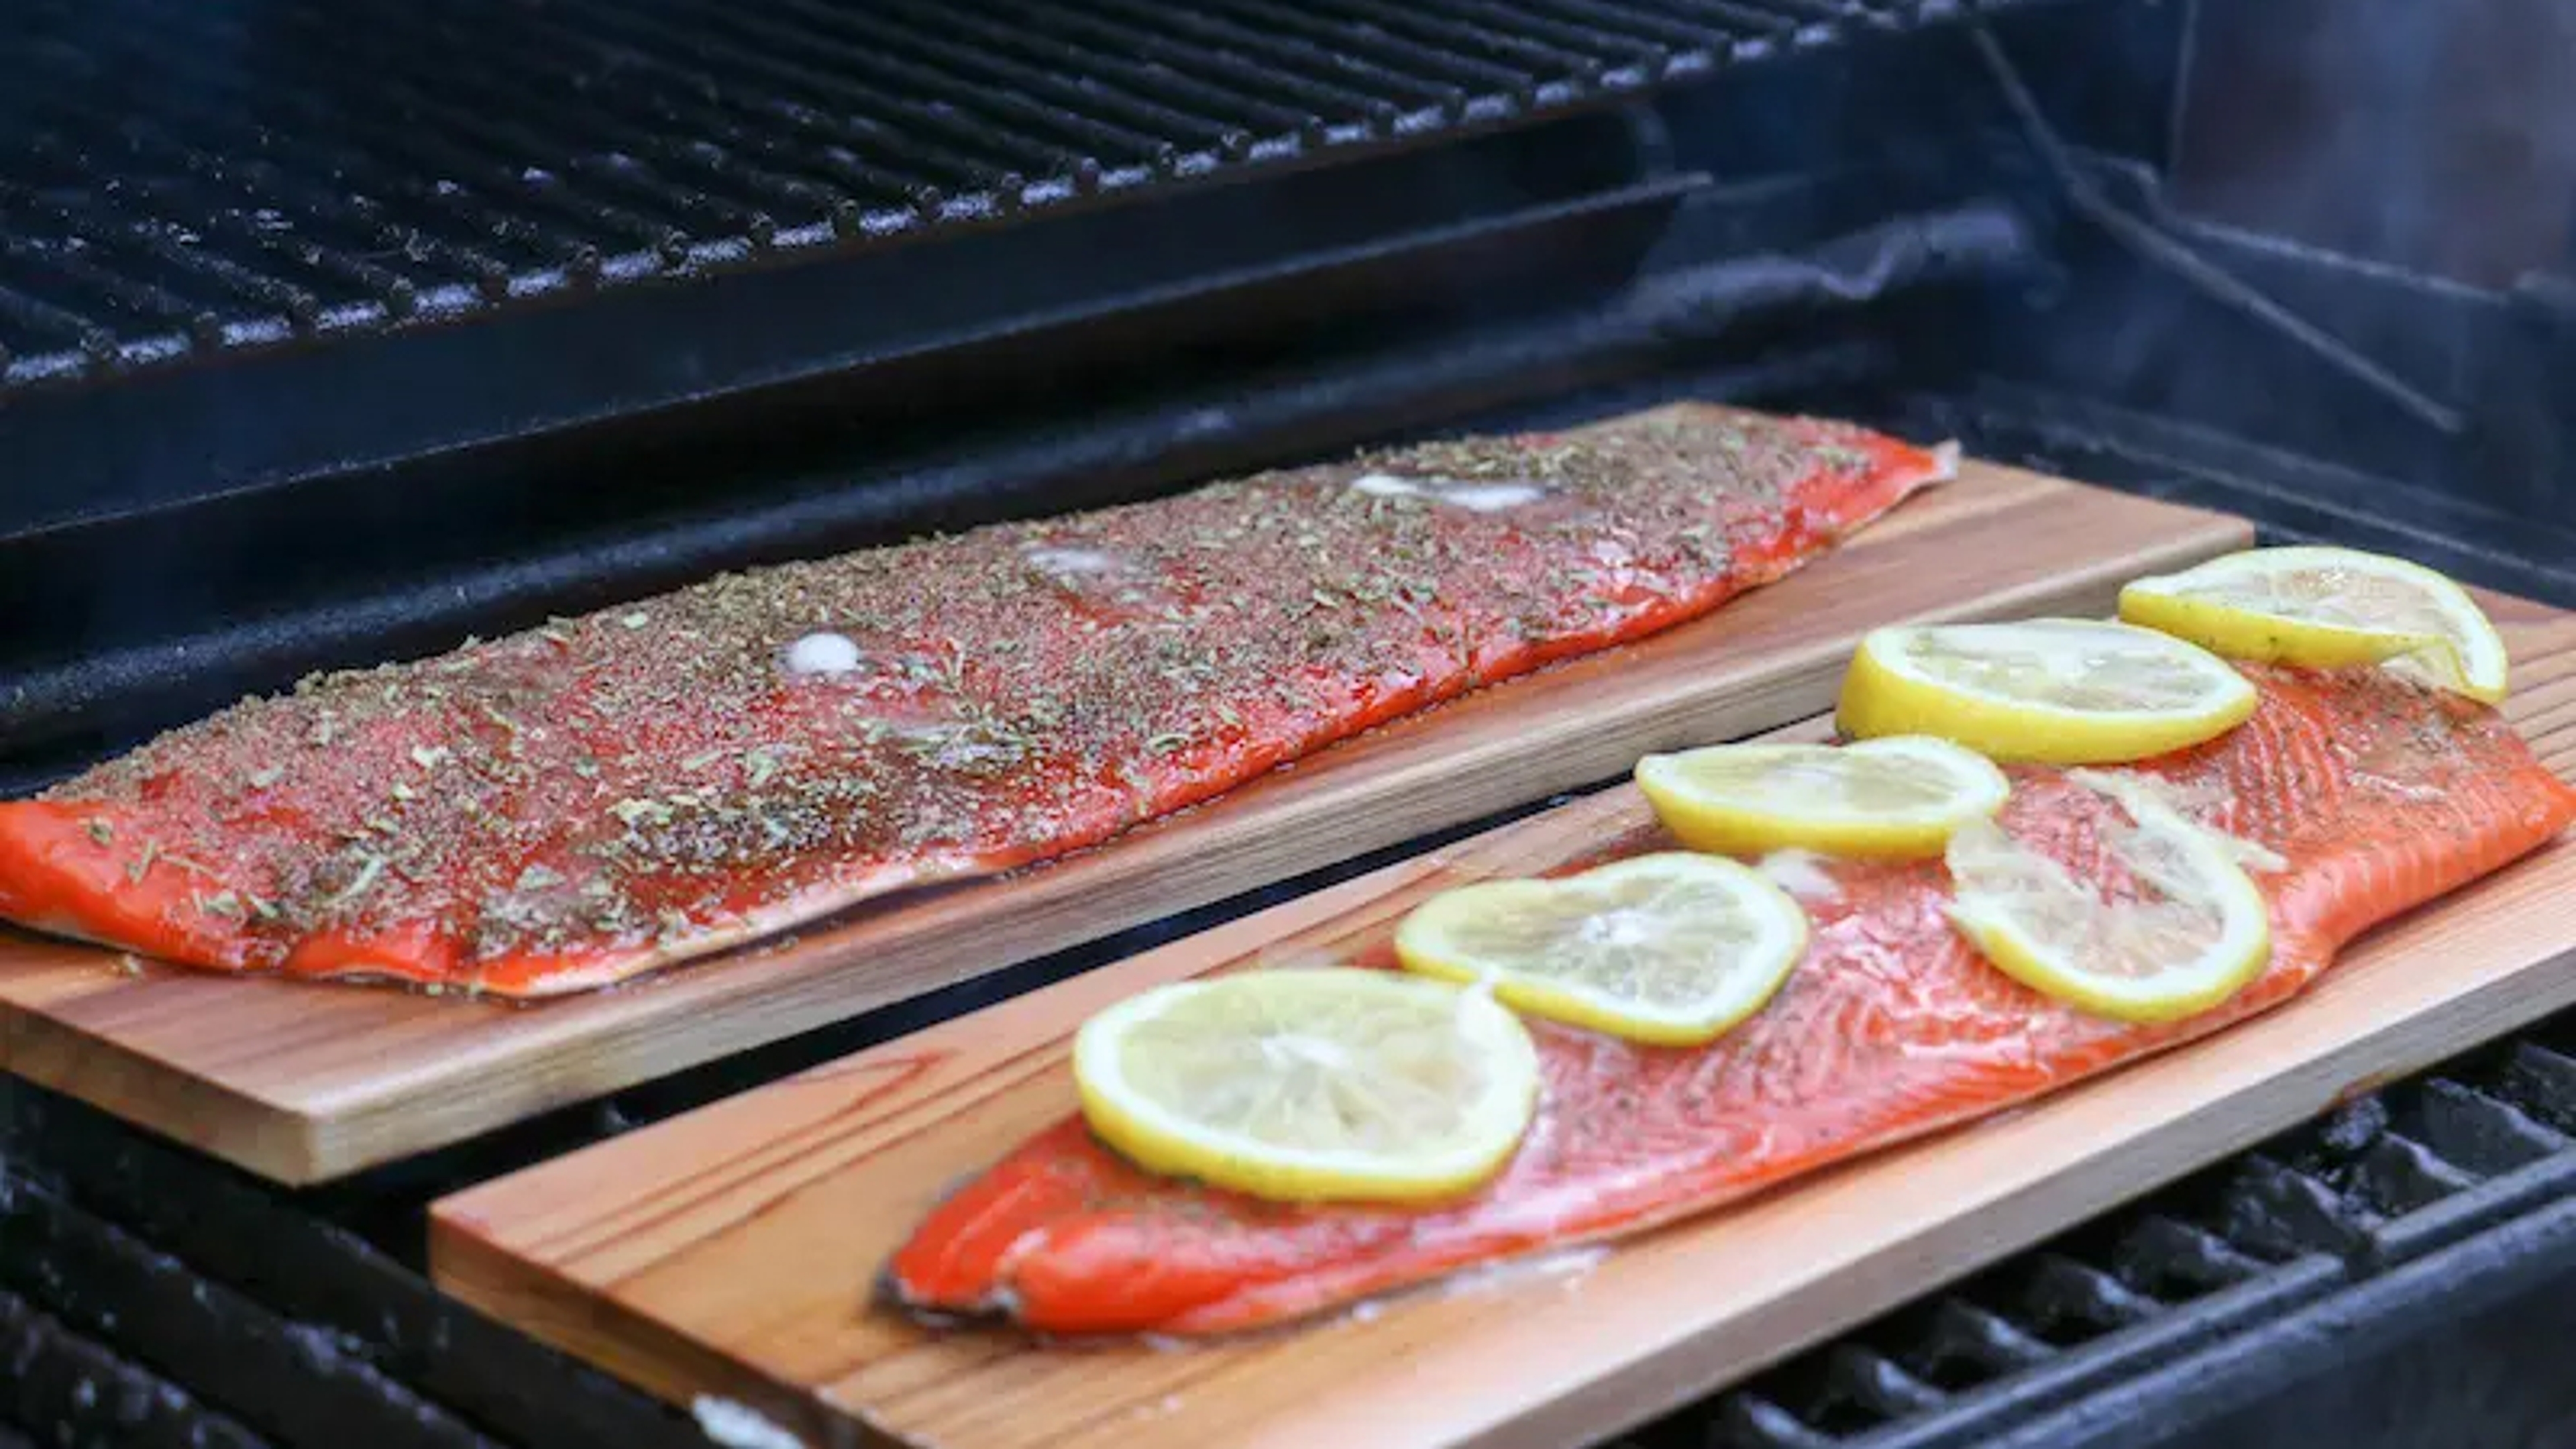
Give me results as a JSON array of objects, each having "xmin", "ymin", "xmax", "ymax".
[
  {"xmin": 1393, "ymin": 853, "xmax": 1810, "ymax": 1046},
  {"xmin": 1072, "ymin": 968, "xmax": 1539, "ymax": 1203},
  {"xmin": 1837, "ymin": 619, "xmax": 2258, "ymax": 765},
  {"xmin": 1635, "ymin": 735, "xmax": 2012, "ymax": 860},
  {"xmin": 2118, "ymin": 545, "xmax": 2508, "ymax": 704},
  {"xmin": 1943, "ymin": 787, "xmax": 2271, "ymax": 1024}
]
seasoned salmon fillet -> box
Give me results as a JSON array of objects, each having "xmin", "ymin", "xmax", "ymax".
[
  {"xmin": 0, "ymin": 406, "xmax": 1948, "ymax": 997},
  {"xmin": 882, "ymin": 665, "xmax": 2576, "ymax": 1335}
]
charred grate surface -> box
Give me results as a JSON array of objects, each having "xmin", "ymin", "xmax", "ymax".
[
  {"xmin": 0, "ymin": 0, "xmax": 2049, "ymax": 390},
  {"xmin": 1622, "ymin": 1022, "xmax": 2576, "ymax": 1449},
  {"xmin": 0, "ymin": 1089, "xmax": 712, "ymax": 1449}
]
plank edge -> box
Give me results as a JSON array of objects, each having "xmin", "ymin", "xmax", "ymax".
[
  {"xmin": 429, "ymin": 1216, "xmax": 842, "ymax": 1446},
  {"xmin": 0, "ymin": 1000, "xmax": 331, "ymax": 1184}
]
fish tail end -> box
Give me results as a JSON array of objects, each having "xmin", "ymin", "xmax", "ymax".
[
  {"xmin": 0, "ymin": 799, "xmax": 54, "ymax": 922},
  {"xmin": 0, "ymin": 800, "xmax": 254, "ymax": 969}
]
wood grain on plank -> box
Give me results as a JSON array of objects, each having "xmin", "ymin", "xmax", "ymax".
[
  {"xmin": 0, "ymin": 449, "xmax": 2249, "ymax": 1186},
  {"xmin": 429, "ymin": 609, "xmax": 2576, "ymax": 1449}
]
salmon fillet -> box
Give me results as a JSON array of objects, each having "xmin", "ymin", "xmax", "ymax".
[
  {"xmin": 882, "ymin": 666, "xmax": 2576, "ymax": 1336},
  {"xmin": 0, "ymin": 406, "xmax": 1948, "ymax": 998}
]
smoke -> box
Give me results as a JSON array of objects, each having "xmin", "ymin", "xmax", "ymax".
[{"xmin": 2171, "ymin": 0, "xmax": 2576, "ymax": 288}]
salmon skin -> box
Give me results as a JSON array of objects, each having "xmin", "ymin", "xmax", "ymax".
[
  {"xmin": 883, "ymin": 667, "xmax": 2576, "ymax": 1336},
  {"xmin": 0, "ymin": 405, "xmax": 1948, "ymax": 998}
]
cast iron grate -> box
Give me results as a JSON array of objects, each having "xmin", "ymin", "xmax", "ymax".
[
  {"xmin": 0, "ymin": 0, "xmax": 2047, "ymax": 390},
  {"xmin": 1615, "ymin": 1021, "xmax": 2576, "ymax": 1448}
]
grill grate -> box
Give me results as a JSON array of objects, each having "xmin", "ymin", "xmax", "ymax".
[
  {"xmin": 1621, "ymin": 992, "xmax": 2576, "ymax": 1448},
  {"xmin": 0, "ymin": 0, "xmax": 2039, "ymax": 390}
]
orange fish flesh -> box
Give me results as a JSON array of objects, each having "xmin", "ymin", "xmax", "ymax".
[
  {"xmin": 0, "ymin": 406, "xmax": 1947, "ymax": 997},
  {"xmin": 882, "ymin": 665, "xmax": 2576, "ymax": 1336}
]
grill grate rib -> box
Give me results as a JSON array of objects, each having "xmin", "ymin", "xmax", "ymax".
[
  {"xmin": 0, "ymin": 1176, "xmax": 495, "ymax": 1449},
  {"xmin": 0, "ymin": 0, "xmax": 2039, "ymax": 390},
  {"xmin": 1911, "ymin": 1299, "xmax": 2055, "ymax": 1383},
  {"xmin": 1670, "ymin": 1024, "xmax": 2576, "ymax": 1448},
  {"xmin": 0, "ymin": 1285, "xmax": 273, "ymax": 1449}
]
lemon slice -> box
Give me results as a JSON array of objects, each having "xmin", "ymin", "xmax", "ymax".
[
  {"xmin": 1635, "ymin": 735, "xmax": 2012, "ymax": 860},
  {"xmin": 1943, "ymin": 788, "xmax": 2271, "ymax": 1024},
  {"xmin": 1392, "ymin": 853, "xmax": 1810, "ymax": 1046},
  {"xmin": 1072, "ymin": 968, "xmax": 1540, "ymax": 1203},
  {"xmin": 2118, "ymin": 545, "xmax": 2508, "ymax": 704},
  {"xmin": 1837, "ymin": 619, "xmax": 2258, "ymax": 765}
]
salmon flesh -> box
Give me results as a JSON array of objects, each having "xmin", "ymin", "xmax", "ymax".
[
  {"xmin": 0, "ymin": 406, "xmax": 1948, "ymax": 997},
  {"xmin": 883, "ymin": 667, "xmax": 2576, "ymax": 1336}
]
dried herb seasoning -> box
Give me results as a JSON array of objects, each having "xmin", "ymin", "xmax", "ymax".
[{"xmin": 18, "ymin": 408, "xmax": 1944, "ymax": 994}]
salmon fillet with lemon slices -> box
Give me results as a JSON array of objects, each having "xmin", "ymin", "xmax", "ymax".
[
  {"xmin": 0, "ymin": 406, "xmax": 1949, "ymax": 998},
  {"xmin": 883, "ymin": 663, "xmax": 2576, "ymax": 1336}
]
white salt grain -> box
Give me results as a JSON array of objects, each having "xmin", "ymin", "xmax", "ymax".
[{"xmin": 782, "ymin": 631, "xmax": 862, "ymax": 677}]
